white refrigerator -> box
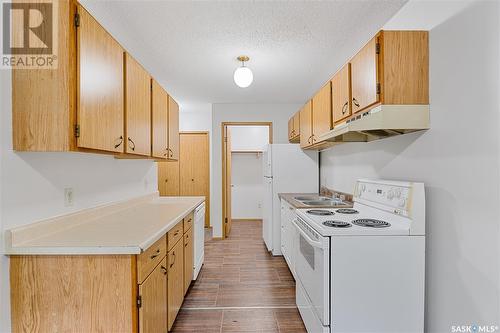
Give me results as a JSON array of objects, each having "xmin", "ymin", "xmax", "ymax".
[{"xmin": 262, "ymin": 144, "xmax": 319, "ymax": 255}]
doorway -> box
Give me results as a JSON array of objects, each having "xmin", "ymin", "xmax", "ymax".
[{"xmin": 221, "ymin": 122, "xmax": 272, "ymax": 238}]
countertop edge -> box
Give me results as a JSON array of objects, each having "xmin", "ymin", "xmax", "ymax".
[{"xmin": 5, "ymin": 197, "xmax": 206, "ymax": 256}]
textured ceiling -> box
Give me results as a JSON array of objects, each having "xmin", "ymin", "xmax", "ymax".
[{"xmin": 80, "ymin": 0, "xmax": 407, "ymax": 105}]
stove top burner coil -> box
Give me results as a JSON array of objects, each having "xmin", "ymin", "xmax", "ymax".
[
  {"xmin": 323, "ymin": 221, "xmax": 352, "ymax": 228},
  {"xmin": 306, "ymin": 210, "xmax": 335, "ymax": 216},
  {"xmin": 352, "ymin": 219, "xmax": 391, "ymax": 228},
  {"xmin": 336, "ymin": 209, "xmax": 359, "ymax": 214}
]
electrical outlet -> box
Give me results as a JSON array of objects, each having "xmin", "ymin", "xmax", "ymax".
[{"xmin": 64, "ymin": 188, "xmax": 74, "ymax": 207}]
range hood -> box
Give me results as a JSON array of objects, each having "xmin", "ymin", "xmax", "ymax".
[{"xmin": 318, "ymin": 105, "xmax": 430, "ymax": 144}]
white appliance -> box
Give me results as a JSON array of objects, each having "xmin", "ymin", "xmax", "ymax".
[
  {"xmin": 193, "ymin": 202, "xmax": 205, "ymax": 280},
  {"xmin": 294, "ymin": 179, "xmax": 425, "ymax": 333},
  {"xmin": 262, "ymin": 144, "xmax": 318, "ymax": 255}
]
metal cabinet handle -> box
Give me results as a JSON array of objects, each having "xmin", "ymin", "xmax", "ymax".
[
  {"xmin": 161, "ymin": 265, "xmax": 167, "ymax": 275},
  {"xmin": 341, "ymin": 101, "xmax": 348, "ymax": 114},
  {"xmin": 150, "ymin": 248, "xmax": 160, "ymax": 260},
  {"xmin": 307, "ymin": 135, "xmax": 312, "ymax": 144},
  {"xmin": 169, "ymin": 251, "xmax": 176, "ymax": 268},
  {"xmin": 114, "ymin": 136, "xmax": 124, "ymax": 149},
  {"xmin": 127, "ymin": 137, "xmax": 136, "ymax": 151},
  {"xmin": 352, "ymin": 97, "xmax": 360, "ymax": 108}
]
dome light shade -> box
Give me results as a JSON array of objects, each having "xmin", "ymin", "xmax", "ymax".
[
  {"xmin": 233, "ymin": 55, "xmax": 253, "ymax": 88},
  {"xmin": 233, "ymin": 66, "xmax": 253, "ymax": 88}
]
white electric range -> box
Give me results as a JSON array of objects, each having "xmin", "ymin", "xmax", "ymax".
[{"xmin": 293, "ymin": 179, "xmax": 425, "ymax": 333}]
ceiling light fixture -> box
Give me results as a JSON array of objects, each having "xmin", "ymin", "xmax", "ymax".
[{"xmin": 233, "ymin": 55, "xmax": 253, "ymax": 88}]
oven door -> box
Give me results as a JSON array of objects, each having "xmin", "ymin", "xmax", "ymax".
[{"xmin": 293, "ymin": 217, "xmax": 330, "ymax": 326}]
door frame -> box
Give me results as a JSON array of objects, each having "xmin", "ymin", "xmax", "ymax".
[{"xmin": 221, "ymin": 122, "xmax": 273, "ymax": 239}]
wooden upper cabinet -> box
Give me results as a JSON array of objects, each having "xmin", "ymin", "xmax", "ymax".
[
  {"xmin": 167, "ymin": 238, "xmax": 184, "ymax": 331},
  {"xmin": 77, "ymin": 5, "xmax": 125, "ymax": 153},
  {"xmin": 288, "ymin": 118, "xmax": 294, "ymax": 140},
  {"xmin": 331, "ymin": 63, "xmax": 352, "ymax": 124},
  {"xmin": 379, "ymin": 31, "xmax": 429, "ymax": 105},
  {"xmin": 312, "ymin": 82, "xmax": 332, "ymax": 140},
  {"xmin": 125, "ymin": 53, "xmax": 151, "ymax": 156},
  {"xmin": 299, "ymin": 101, "xmax": 313, "ymax": 148},
  {"xmin": 350, "ymin": 36, "xmax": 379, "ymax": 114},
  {"xmin": 152, "ymin": 80, "xmax": 168, "ymax": 159},
  {"xmin": 12, "ymin": 0, "xmax": 77, "ymax": 152},
  {"xmin": 168, "ymin": 97, "xmax": 180, "ymax": 160},
  {"xmin": 293, "ymin": 113, "xmax": 300, "ymax": 138},
  {"xmin": 288, "ymin": 112, "xmax": 300, "ymax": 143},
  {"xmin": 138, "ymin": 257, "xmax": 168, "ymax": 333}
]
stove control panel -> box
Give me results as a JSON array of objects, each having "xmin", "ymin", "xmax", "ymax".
[{"xmin": 355, "ymin": 180, "xmax": 412, "ymax": 216}]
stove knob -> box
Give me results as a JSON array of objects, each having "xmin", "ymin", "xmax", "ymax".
[
  {"xmin": 387, "ymin": 190, "xmax": 394, "ymax": 200},
  {"xmin": 398, "ymin": 198, "xmax": 406, "ymax": 207},
  {"xmin": 395, "ymin": 188, "xmax": 402, "ymax": 198}
]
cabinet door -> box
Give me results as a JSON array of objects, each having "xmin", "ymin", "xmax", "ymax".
[
  {"xmin": 125, "ymin": 53, "xmax": 151, "ymax": 156},
  {"xmin": 167, "ymin": 239, "xmax": 184, "ymax": 331},
  {"xmin": 139, "ymin": 257, "xmax": 168, "ymax": 333},
  {"xmin": 351, "ymin": 36, "xmax": 379, "ymax": 113},
  {"xmin": 183, "ymin": 228, "xmax": 194, "ymax": 295},
  {"xmin": 293, "ymin": 112, "xmax": 300, "ymax": 137},
  {"xmin": 312, "ymin": 82, "xmax": 332, "ymax": 142},
  {"xmin": 152, "ymin": 80, "xmax": 168, "ymax": 159},
  {"xmin": 288, "ymin": 118, "xmax": 294, "ymax": 141},
  {"xmin": 179, "ymin": 133, "xmax": 210, "ymax": 227},
  {"xmin": 77, "ymin": 5, "xmax": 124, "ymax": 153},
  {"xmin": 168, "ymin": 97, "xmax": 180, "ymax": 160},
  {"xmin": 299, "ymin": 101, "xmax": 313, "ymax": 148},
  {"xmin": 331, "ymin": 64, "xmax": 352, "ymax": 124},
  {"xmin": 158, "ymin": 160, "xmax": 180, "ymax": 196}
]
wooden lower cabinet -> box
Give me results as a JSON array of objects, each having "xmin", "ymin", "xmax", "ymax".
[
  {"xmin": 183, "ymin": 226, "xmax": 194, "ymax": 294},
  {"xmin": 10, "ymin": 255, "xmax": 137, "ymax": 333},
  {"xmin": 167, "ymin": 238, "xmax": 185, "ymax": 331},
  {"xmin": 139, "ymin": 257, "xmax": 168, "ymax": 333},
  {"xmin": 9, "ymin": 210, "xmax": 198, "ymax": 333}
]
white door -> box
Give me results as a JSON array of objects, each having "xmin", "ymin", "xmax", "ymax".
[{"xmin": 262, "ymin": 177, "xmax": 273, "ymax": 251}]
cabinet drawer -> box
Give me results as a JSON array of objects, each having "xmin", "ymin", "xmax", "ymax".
[
  {"xmin": 168, "ymin": 221, "xmax": 184, "ymax": 251},
  {"xmin": 183, "ymin": 212, "xmax": 194, "ymax": 233},
  {"xmin": 137, "ymin": 234, "xmax": 167, "ymax": 284}
]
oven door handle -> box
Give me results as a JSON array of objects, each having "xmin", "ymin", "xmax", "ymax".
[{"xmin": 292, "ymin": 219, "xmax": 323, "ymax": 248}]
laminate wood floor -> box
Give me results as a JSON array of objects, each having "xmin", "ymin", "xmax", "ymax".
[{"xmin": 171, "ymin": 220, "xmax": 307, "ymax": 333}]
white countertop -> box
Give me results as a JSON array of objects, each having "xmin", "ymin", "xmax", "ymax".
[{"xmin": 4, "ymin": 193, "xmax": 205, "ymax": 255}]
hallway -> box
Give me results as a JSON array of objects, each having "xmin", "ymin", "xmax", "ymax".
[{"xmin": 171, "ymin": 220, "xmax": 307, "ymax": 332}]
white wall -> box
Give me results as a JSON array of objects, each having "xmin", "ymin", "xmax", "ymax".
[
  {"xmin": 212, "ymin": 103, "xmax": 301, "ymax": 237},
  {"xmin": 0, "ymin": 71, "xmax": 158, "ymax": 332},
  {"xmin": 230, "ymin": 126, "xmax": 269, "ymax": 151},
  {"xmin": 320, "ymin": 1, "xmax": 500, "ymax": 331},
  {"xmin": 231, "ymin": 153, "xmax": 263, "ymax": 219}
]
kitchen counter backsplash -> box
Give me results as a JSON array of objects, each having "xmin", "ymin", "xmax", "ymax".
[{"xmin": 320, "ymin": 186, "xmax": 353, "ymax": 203}]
